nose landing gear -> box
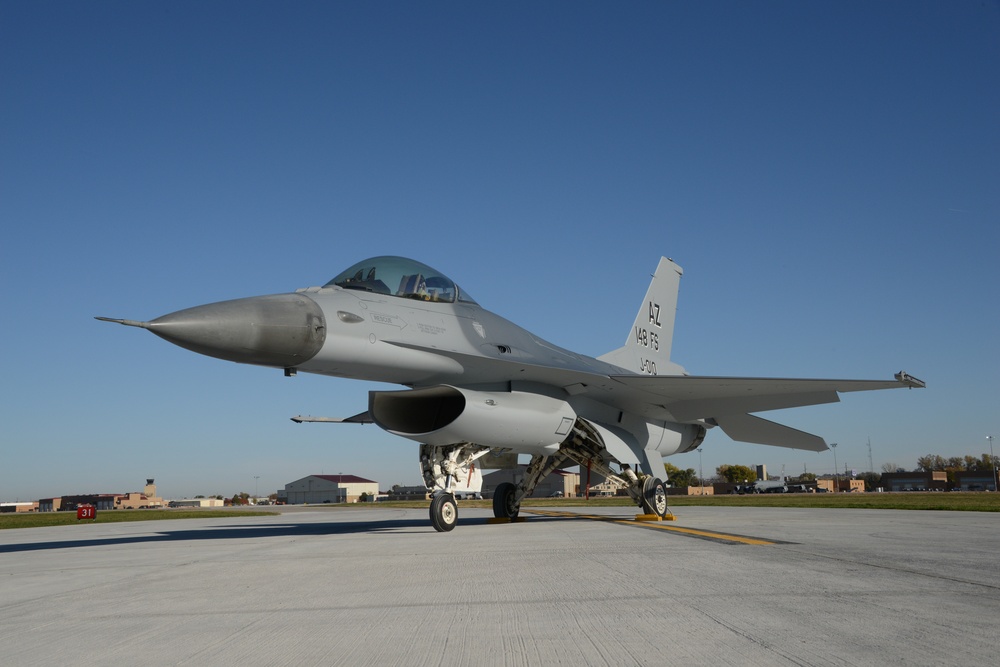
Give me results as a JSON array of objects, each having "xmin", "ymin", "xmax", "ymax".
[
  {"xmin": 429, "ymin": 492, "xmax": 458, "ymax": 532},
  {"xmin": 421, "ymin": 443, "xmax": 492, "ymax": 532}
]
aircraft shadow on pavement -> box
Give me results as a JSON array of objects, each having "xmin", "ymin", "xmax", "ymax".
[{"xmin": 0, "ymin": 514, "xmax": 569, "ymax": 554}]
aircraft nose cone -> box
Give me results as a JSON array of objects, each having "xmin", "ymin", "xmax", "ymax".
[{"xmin": 146, "ymin": 293, "xmax": 326, "ymax": 368}]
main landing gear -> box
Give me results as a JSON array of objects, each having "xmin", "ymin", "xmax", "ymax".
[
  {"xmin": 492, "ymin": 481, "xmax": 518, "ymax": 520},
  {"xmin": 641, "ymin": 476, "xmax": 669, "ymax": 518},
  {"xmin": 560, "ymin": 420, "xmax": 671, "ymax": 520},
  {"xmin": 482, "ymin": 421, "xmax": 672, "ymax": 525}
]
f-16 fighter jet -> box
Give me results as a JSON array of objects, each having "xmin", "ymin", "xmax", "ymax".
[{"xmin": 98, "ymin": 256, "xmax": 923, "ymax": 531}]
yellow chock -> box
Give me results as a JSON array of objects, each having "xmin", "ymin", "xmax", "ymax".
[{"xmin": 635, "ymin": 513, "xmax": 677, "ymax": 522}]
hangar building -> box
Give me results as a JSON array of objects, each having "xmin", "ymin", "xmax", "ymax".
[
  {"xmin": 953, "ymin": 471, "xmax": 997, "ymax": 491},
  {"xmin": 284, "ymin": 474, "xmax": 379, "ymax": 504},
  {"xmin": 881, "ymin": 471, "xmax": 947, "ymax": 492},
  {"xmin": 37, "ymin": 479, "xmax": 164, "ymax": 511}
]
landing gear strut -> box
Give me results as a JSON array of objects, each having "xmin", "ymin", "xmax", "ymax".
[{"xmin": 558, "ymin": 420, "xmax": 670, "ymax": 519}]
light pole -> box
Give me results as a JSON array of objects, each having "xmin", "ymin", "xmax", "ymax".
[
  {"xmin": 697, "ymin": 448, "xmax": 704, "ymax": 495},
  {"xmin": 830, "ymin": 443, "xmax": 838, "ymax": 493},
  {"xmin": 254, "ymin": 475, "xmax": 260, "ymax": 502},
  {"xmin": 988, "ymin": 436, "xmax": 996, "ymax": 492}
]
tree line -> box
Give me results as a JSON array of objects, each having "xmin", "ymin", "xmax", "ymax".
[
  {"xmin": 664, "ymin": 462, "xmax": 758, "ymax": 486},
  {"xmin": 666, "ymin": 452, "xmax": 998, "ymax": 489},
  {"xmin": 875, "ymin": 453, "xmax": 997, "ymax": 487}
]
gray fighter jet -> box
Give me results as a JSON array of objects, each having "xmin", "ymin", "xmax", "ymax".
[{"xmin": 98, "ymin": 256, "xmax": 923, "ymax": 531}]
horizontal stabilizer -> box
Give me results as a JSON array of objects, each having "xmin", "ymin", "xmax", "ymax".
[
  {"xmin": 713, "ymin": 414, "xmax": 827, "ymax": 452},
  {"xmin": 291, "ymin": 411, "xmax": 372, "ymax": 424}
]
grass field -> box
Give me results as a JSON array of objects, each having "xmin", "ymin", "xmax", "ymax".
[
  {"xmin": 2, "ymin": 493, "xmax": 997, "ymax": 530},
  {"xmin": 321, "ymin": 492, "xmax": 1000, "ymax": 513},
  {"xmin": 663, "ymin": 492, "xmax": 1000, "ymax": 511},
  {"xmin": 0, "ymin": 509, "xmax": 278, "ymax": 530}
]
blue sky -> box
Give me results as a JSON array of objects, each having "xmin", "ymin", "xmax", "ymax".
[{"xmin": 2, "ymin": 1, "xmax": 997, "ymax": 501}]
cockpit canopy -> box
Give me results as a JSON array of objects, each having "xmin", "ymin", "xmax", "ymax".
[{"xmin": 325, "ymin": 256, "xmax": 477, "ymax": 305}]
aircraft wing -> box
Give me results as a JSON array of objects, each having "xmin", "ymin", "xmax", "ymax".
[
  {"xmin": 385, "ymin": 341, "xmax": 923, "ymax": 451},
  {"xmin": 609, "ymin": 372, "xmax": 924, "ymax": 451},
  {"xmin": 609, "ymin": 374, "xmax": 922, "ymax": 421}
]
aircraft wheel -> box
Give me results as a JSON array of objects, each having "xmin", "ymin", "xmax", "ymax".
[
  {"xmin": 430, "ymin": 493, "xmax": 458, "ymax": 532},
  {"xmin": 641, "ymin": 477, "xmax": 669, "ymax": 518},
  {"xmin": 492, "ymin": 482, "xmax": 519, "ymax": 519}
]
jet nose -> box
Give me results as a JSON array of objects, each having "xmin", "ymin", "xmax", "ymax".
[{"xmin": 144, "ymin": 293, "xmax": 326, "ymax": 368}]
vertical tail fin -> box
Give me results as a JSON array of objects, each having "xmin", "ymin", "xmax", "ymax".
[{"xmin": 598, "ymin": 257, "xmax": 685, "ymax": 376}]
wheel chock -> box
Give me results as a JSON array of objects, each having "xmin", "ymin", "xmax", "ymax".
[
  {"xmin": 634, "ymin": 513, "xmax": 677, "ymax": 522},
  {"xmin": 487, "ymin": 517, "xmax": 527, "ymax": 524}
]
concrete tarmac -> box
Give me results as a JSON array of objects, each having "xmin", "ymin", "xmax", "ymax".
[{"xmin": 1, "ymin": 505, "xmax": 997, "ymax": 666}]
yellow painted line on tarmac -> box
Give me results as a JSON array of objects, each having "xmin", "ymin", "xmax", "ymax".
[
  {"xmin": 628, "ymin": 522, "xmax": 777, "ymax": 545},
  {"xmin": 523, "ymin": 509, "xmax": 777, "ymax": 546}
]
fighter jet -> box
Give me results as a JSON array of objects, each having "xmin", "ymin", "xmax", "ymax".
[{"xmin": 97, "ymin": 256, "xmax": 923, "ymax": 531}]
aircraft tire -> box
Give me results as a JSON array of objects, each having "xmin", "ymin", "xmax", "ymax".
[
  {"xmin": 492, "ymin": 482, "xmax": 519, "ymax": 519},
  {"xmin": 430, "ymin": 493, "xmax": 458, "ymax": 532},
  {"xmin": 641, "ymin": 477, "xmax": 669, "ymax": 518}
]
